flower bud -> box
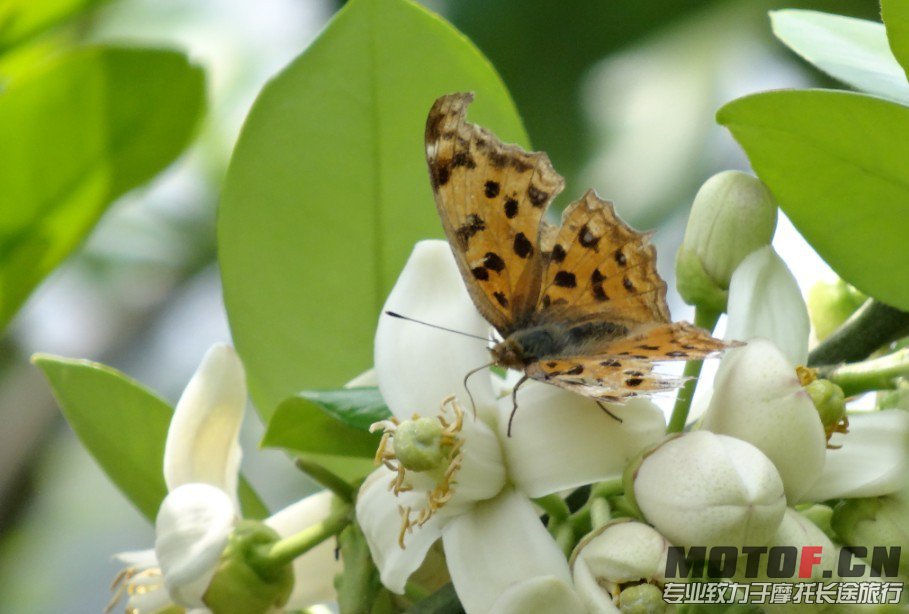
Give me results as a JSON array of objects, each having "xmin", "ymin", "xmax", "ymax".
[
  {"xmin": 807, "ymin": 279, "xmax": 866, "ymax": 341},
  {"xmin": 203, "ymin": 520, "xmax": 294, "ymax": 614},
  {"xmin": 632, "ymin": 431, "xmax": 786, "ymax": 549},
  {"xmin": 570, "ymin": 519, "xmax": 669, "ymax": 614},
  {"xmin": 676, "ymin": 171, "xmax": 778, "ymax": 311},
  {"xmin": 832, "ymin": 496, "xmax": 909, "ymax": 577}
]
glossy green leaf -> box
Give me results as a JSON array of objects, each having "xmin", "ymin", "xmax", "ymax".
[
  {"xmin": 0, "ymin": 0, "xmax": 103, "ymax": 52},
  {"xmin": 0, "ymin": 46, "xmax": 204, "ymax": 330},
  {"xmin": 219, "ymin": 0, "xmax": 527, "ymax": 416},
  {"xmin": 34, "ymin": 354, "xmax": 268, "ymax": 521},
  {"xmin": 262, "ymin": 388, "xmax": 390, "ymax": 459},
  {"xmin": 718, "ymin": 90, "xmax": 909, "ymax": 311},
  {"xmin": 770, "ymin": 9, "xmax": 909, "ymax": 104},
  {"xmin": 882, "ymin": 0, "xmax": 909, "ymax": 83}
]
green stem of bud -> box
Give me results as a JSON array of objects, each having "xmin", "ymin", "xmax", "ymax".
[
  {"xmin": 666, "ymin": 307, "xmax": 722, "ymax": 433},
  {"xmin": 808, "ymin": 300, "xmax": 909, "ymax": 366},
  {"xmin": 535, "ymin": 494, "xmax": 570, "ymax": 523},
  {"xmin": 590, "ymin": 498, "xmax": 612, "ymax": 531},
  {"xmin": 294, "ymin": 457, "xmax": 355, "ymax": 503},
  {"xmin": 553, "ymin": 523, "xmax": 575, "ymax": 556},
  {"xmin": 253, "ymin": 503, "xmax": 352, "ymax": 571},
  {"xmin": 817, "ymin": 348, "xmax": 909, "ymax": 397}
]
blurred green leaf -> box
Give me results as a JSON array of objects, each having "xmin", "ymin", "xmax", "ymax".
[
  {"xmin": 770, "ymin": 9, "xmax": 909, "ymax": 104},
  {"xmin": 882, "ymin": 0, "xmax": 909, "ymax": 83},
  {"xmin": 0, "ymin": 46, "xmax": 205, "ymax": 330},
  {"xmin": 0, "ymin": 0, "xmax": 104, "ymax": 53},
  {"xmin": 34, "ymin": 354, "xmax": 268, "ymax": 521},
  {"xmin": 220, "ymin": 0, "xmax": 527, "ymax": 416},
  {"xmin": 718, "ymin": 90, "xmax": 909, "ymax": 311},
  {"xmin": 262, "ymin": 388, "xmax": 389, "ymax": 459}
]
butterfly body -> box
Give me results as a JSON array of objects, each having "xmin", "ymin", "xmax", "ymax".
[{"xmin": 425, "ymin": 92, "xmax": 729, "ymax": 405}]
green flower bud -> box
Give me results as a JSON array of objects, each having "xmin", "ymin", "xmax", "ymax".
[
  {"xmin": 807, "ymin": 279, "xmax": 866, "ymax": 341},
  {"xmin": 804, "ymin": 379, "xmax": 846, "ymax": 432},
  {"xmin": 797, "ymin": 503, "xmax": 836, "ymax": 542},
  {"xmin": 832, "ymin": 497, "xmax": 909, "ymax": 577},
  {"xmin": 676, "ymin": 171, "xmax": 778, "ymax": 311},
  {"xmin": 393, "ymin": 417, "xmax": 447, "ymax": 472},
  {"xmin": 204, "ymin": 520, "xmax": 294, "ymax": 614},
  {"xmin": 619, "ymin": 583, "xmax": 667, "ymax": 614}
]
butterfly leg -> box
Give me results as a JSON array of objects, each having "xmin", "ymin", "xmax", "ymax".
[
  {"xmin": 507, "ymin": 374, "xmax": 530, "ymax": 437},
  {"xmin": 595, "ymin": 400, "xmax": 623, "ymax": 423}
]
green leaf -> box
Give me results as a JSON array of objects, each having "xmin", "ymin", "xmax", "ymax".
[
  {"xmin": 770, "ymin": 10, "xmax": 909, "ymax": 105},
  {"xmin": 882, "ymin": 0, "xmax": 909, "ymax": 83},
  {"xmin": 219, "ymin": 0, "xmax": 527, "ymax": 416},
  {"xmin": 34, "ymin": 354, "xmax": 268, "ymax": 521},
  {"xmin": 0, "ymin": 46, "xmax": 205, "ymax": 330},
  {"xmin": 0, "ymin": 0, "xmax": 104, "ymax": 53},
  {"xmin": 718, "ymin": 90, "xmax": 909, "ymax": 311},
  {"xmin": 262, "ymin": 388, "xmax": 390, "ymax": 459}
]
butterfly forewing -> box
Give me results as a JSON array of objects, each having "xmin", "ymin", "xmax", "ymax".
[
  {"xmin": 537, "ymin": 190, "xmax": 670, "ymax": 327},
  {"xmin": 426, "ymin": 93, "xmax": 563, "ymax": 335}
]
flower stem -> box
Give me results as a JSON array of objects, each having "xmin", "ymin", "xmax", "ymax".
[
  {"xmin": 590, "ymin": 498, "xmax": 611, "ymax": 530},
  {"xmin": 666, "ymin": 307, "xmax": 722, "ymax": 433},
  {"xmin": 808, "ymin": 300, "xmax": 909, "ymax": 366},
  {"xmin": 534, "ymin": 494, "xmax": 570, "ymax": 523},
  {"xmin": 294, "ymin": 457, "xmax": 355, "ymax": 503},
  {"xmin": 255, "ymin": 504, "xmax": 352, "ymax": 569},
  {"xmin": 818, "ymin": 348, "xmax": 909, "ymax": 396}
]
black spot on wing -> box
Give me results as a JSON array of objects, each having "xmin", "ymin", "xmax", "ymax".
[
  {"xmin": 455, "ymin": 214, "xmax": 485, "ymax": 247},
  {"xmin": 493, "ymin": 292, "xmax": 509, "ymax": 307},
  {"xmin": 484, "ymin": 180, "xmax": 500, "ymax": 198},
  {"xmin": 600, "ymin": 359, "xmax": 621, "ymax": 367},
  {"xmin": 451, "ymin": 151, "xmax": 476, "ymax": 169},
  {"xmin": 667, "ymin": 350, "xmax": 688, "ymax": 358},
  {"xmin": 471, "ymin": 267, "xmax": 489, "ymax": 281},
  {"xmin": 623, "ymin": 276, "xmax": 635, "ymax": 292},
  {"xmin": 615, "ymin": 249, "xmax": 627, "ymax": 266},
  {"xmin": 527, "ymin": 185, "xmax": 548, "ymax": 207},
  {"xmin": 554, "ymin": 271, "xmax": 577, "ymax": 288},
  {"xmin": 578, "ymin": 224, "xmax": 599, "ymax": 250},
  {"xmin": 625, "ymin": 378, "xmax": 644, "ymax": 387},
  {"xmin": 483, "ymin": 252, "xmax": 506, "ymax": 273},
  {"xmin": 513, "ymin": 233, "xmax": 533, "ymax": 258},
  {"xmin": 504, "ymin": 198, "xmax": 519, "ymax": 219},
  {"xmin": 551, "ymin": 244, "xmax": 567, "ymax": 263}
]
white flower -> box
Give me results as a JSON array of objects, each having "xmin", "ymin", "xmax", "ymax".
[
  {"xmin": 712, "ymin": 246, "xmax": 909, "ymax": 504},
  {"xmin": 110, "ymin": 344, "xmax": 340, "ymax": 613},
  {"xmin": 358, "ymin": 241, "xmax": 666, "ymax": 613}
]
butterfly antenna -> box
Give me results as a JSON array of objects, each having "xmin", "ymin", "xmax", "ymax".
[
  {"xmin": 507, "ymin": 375, "xmax": 530, "ymax": 437},
  {"xmin": 461, "ymin": 361, "xmax": 494, "ymax": 418},
  {"xmin": 384, "ymin": 311, "xmax": 489, "ymax": 342}
]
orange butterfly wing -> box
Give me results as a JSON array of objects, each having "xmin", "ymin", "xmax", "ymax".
[{"xmin": 425, "ymin": 93, "xmax": 563, "ymax": 334}]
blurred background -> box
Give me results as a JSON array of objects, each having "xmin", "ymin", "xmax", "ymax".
[{"xmin": 0, "ymin": 0, "xmax": 880, "ymax": 610}]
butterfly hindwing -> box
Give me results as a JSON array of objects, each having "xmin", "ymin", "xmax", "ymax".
[
  {"xmin": 538, "ymin": 190, "xmax": 670, "ymax": 327},
  {"xmin": 426, "ymin": 93, "xmax": 564, "ymax": 334},
  {"xmin": 526, "ymin": 355, "xmax": 685, "ymax": 401},
  {"xmin": 594, "ymin": 321, "xmax": 730, "ymax": 361}
]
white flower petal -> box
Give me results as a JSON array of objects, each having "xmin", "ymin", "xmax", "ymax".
[
  {"xmin": 441, "ymin": 488, "xmax": 571, "ymax": 614},
  {"xmin": 769, "ymin": 509, "xmax": 836, "ymax": 580},
  {"xmin": 572, "ymin": 557, "xmax": 621, "ymax": 614},
  {"xmin": 442, "ymin": 415, "xmax": 507, "ymax": 514},
  {"xmin": 164, "ymin": 344, "xmax": 246, "ymax": 502},
  {"xmin": 501, "ymin": 381, "xmax": 665, "ymax": 497},
  {"xmin": 726, "ymin": 246, "xmax": 809, "ymax": 366},
  {"xmin": 114, "ymin": 547, "xmax": 158, "ymax": 568},
  {"xmin": 701, "ymin": 340, "xmax": 826, "ymax": 502},
  {"xmin": 265, "ymin": 491, "xmax": 341, "ymax": 608},
  {"xmin": 801, "ymin": 410, "xmax": 909, "ymax": 502},
  {"xmin": 345, "ymin": 368, "xmax": 378, "ymax": 387},
  {"xmin": 356, "ymin": 468, "xmax": 443, "ymax": 594},
  {"xmin": 155, "ymin": 483, "xmax": 235, "ymax": 608},
  {"xmin": 490, "ymin": 576, "xmax": 585, "ymax": 614},
  {"xmin": 375, "ymin": 241, "xmax": 496, "ymax": 421}
]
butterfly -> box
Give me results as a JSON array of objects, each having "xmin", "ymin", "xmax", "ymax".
[{"xmin": 423, "ymin": 92, "xmax": 729, "ymax": 433}]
